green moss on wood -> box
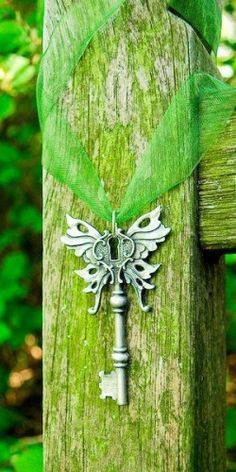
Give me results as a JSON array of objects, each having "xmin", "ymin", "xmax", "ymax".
[
  {"xmin": 199, "ymin": 112, "xmax": 236, "ymax": 252},
  {"xmin": 43, "ymin": 1, "xmax": 226, "ymax": 471}
]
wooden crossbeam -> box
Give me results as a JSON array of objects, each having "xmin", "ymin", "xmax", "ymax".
[{"xmin": 199, "ymin": 112, "xmax": 236, "ymax": 252}]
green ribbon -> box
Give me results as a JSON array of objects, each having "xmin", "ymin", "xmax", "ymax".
[
  {"xmin": 167, "ymin": 0, "xmax": 222, "ymax": 54},
  {"xmin": 38, "ymin": 1, "xmax": 236, "ymax": 224},
  {"xmin": 118, "ymin": 74, "xmax": 236, "ymax": 222}
]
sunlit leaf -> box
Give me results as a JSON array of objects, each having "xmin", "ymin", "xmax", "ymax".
[
  {"xmin": 0, "ymin": 94, "xmax": 16, "ymax": 120},
  {"xmin": 226, "ymin": 267, "xmax": 236, "ymax": 313},
  {"xmin": 0, "ymin": 21, "xmax": 28, "ymax": 54},
  {"xmin": 37, "ymin": 0, "xmax": 44, "ymax": 37},
  {"xmin": 11, "ymin": 64, "xmax": 36, "ymax": 89},
  {"xmin": 226, "ymin": 254, "xmax": 236, "ymax": 266},
  {"xmin": 0, "ymin": 439, "xmax": 11, "ymax": 463},
  {"xmin": 0, "ymin": 321, "xmax": 11, "ymax": 344},
  {"xmin": 1, "ymin": 55, "xmax": 36, "ymax": 90},
  {"xmin": 0, "ymin": 252, "xmax": 29, "ymax": 280},
  {"xmin": 226, "ymin": 408, "xmax": 236, "ymax": 448},
  {"xmin": 11, "ymin": 444, "xmax": 43, "ymax": 472}
]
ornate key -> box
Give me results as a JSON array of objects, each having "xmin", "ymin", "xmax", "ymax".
[{"xmin": 61, "ymin": 206, "xmax": 170, "ymax": 405}]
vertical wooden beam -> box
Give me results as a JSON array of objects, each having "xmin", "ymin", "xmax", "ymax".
[{"xmin": 43, "ymin": 1, "xmax": 225, "ymax": 470}]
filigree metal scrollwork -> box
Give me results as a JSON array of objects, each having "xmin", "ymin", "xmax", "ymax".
[
  {"xmin": 61, "ymin": 206, "xmax": 170, "ymax": 314},
  {"xmin": 61, "ymin": 206, "xmax": 170, "ymax": 405}
]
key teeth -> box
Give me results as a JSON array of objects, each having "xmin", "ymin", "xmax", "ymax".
[
  {"xmin": 99, "ymin": 392, "xmax": 107, "ymax": 400},
  {"xmin": 99, "ymin": 370, "xmax": 118, "ymax": 401}
]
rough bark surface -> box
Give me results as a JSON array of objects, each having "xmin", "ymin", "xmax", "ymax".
[
  {"xmin": 199, "ymin": 112, "xmax": 236, "ymax": 252},
  {"xmin": 43, "ymin": 1, "xmax": 226, "ymax": 471}
]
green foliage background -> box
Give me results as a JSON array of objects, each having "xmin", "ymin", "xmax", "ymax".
[
  {"xmin": 0, "ymin": 0, "xmax": 235, "ymax": 470},
  {"xmin": 0, "ymin": 0, "xmax": 42, "ymax": 469}
]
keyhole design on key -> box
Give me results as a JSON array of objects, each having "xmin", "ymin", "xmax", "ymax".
[{"xmin": 109, "ymin": 236, "xmax": 119, "ymax": 261}]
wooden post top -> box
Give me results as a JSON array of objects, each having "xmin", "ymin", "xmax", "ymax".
[{"xmin": 199, "ymin": 112, "xmax": 236, "ymax": 252}]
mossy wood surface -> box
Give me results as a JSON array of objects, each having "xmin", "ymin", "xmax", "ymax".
[
  {"xmin": 199, "ymin": 112, "xmax": 236, "ymax": 252},
  {"xmin": 43, "ymin": 1, "xmax": 225, "ymax": 471}
]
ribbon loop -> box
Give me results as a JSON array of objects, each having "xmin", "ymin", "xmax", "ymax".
[{"xmin": 38, "ymin": 1, "xmax": 235, "ymax": 225}]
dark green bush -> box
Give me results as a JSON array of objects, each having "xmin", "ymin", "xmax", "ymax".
[{"xmin": 0, "ymin": 0, "xmax": 42, "ymax": 469}]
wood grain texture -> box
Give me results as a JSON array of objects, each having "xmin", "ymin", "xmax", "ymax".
[
  {"xmin": 43, "ymin": 1, "xmax": 226, "ymax": 471},
  {"xmin": 199, "ymin": 112, "xmax": 236, "ymax": 252}
]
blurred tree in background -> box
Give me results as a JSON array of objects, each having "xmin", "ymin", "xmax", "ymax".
[
  {"xmin": 0, "ymin": 0, "xmax": 235, "ymax": 471},
  {"xmin": 0, "ymin": 0, "xmax": 42, "ymax": 470}
]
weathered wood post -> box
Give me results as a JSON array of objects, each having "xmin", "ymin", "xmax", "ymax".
[{"xmin": 43, "ymin": 1, "xmax": 235, "ymax": 470}]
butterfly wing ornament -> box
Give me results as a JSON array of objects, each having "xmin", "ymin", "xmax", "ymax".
[
  {"xmin": 125, "ymin": 206, "xmax": 171, "ymax": 311},
  {"xmin": 61, "ymin": 207, "xmax": 170, "ymax": 313},
  {"xmin": 61, "ymin": 206, "xmax": 170, "ymax": 405},
  {"xmin": 61, "ymin": 215, "xmax": 111, "ymax": 315}
]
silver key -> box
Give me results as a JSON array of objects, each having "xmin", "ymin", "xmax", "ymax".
[{"xmin": 61, "ymin": 207, "xmax": 170, "ymax": 405}]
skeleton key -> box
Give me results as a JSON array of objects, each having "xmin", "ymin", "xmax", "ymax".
[
  {"xmin": 99, "ymin": 283, "xmax": 129, "ymax": 405},
  {"xmin": 61, "ymin": 206, "xmax": 170, "ymax": 405}
]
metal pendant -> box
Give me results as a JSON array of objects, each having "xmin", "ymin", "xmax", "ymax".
[{"xmin": 61, "ymin": 206, "xmax": 170, "ymax": 405}]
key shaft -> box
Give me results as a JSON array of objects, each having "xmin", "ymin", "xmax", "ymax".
[{"xmin": 110, "ymin": 283, "xmax": 129, "ymax": 406}]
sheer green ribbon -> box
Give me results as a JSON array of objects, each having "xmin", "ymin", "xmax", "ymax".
[
  {"xmin": 38, "ymin": 0, "xmax": 236, "ymax": 224},
  {"xmin": 167, "ymin": 0, "xmax": 222, "ymax": 53},
  {"xmin": 118, "ymin": 74, "xmax": 236, "ymax": 222}
]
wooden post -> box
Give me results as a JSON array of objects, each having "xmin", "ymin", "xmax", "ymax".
[
  {"xmin": 199, "ymin": 112, "xmax": 236, "ymax": 252},
  {"xmin": 43, "ymin": 1, "xmax": 228, "ymax": 470}
]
